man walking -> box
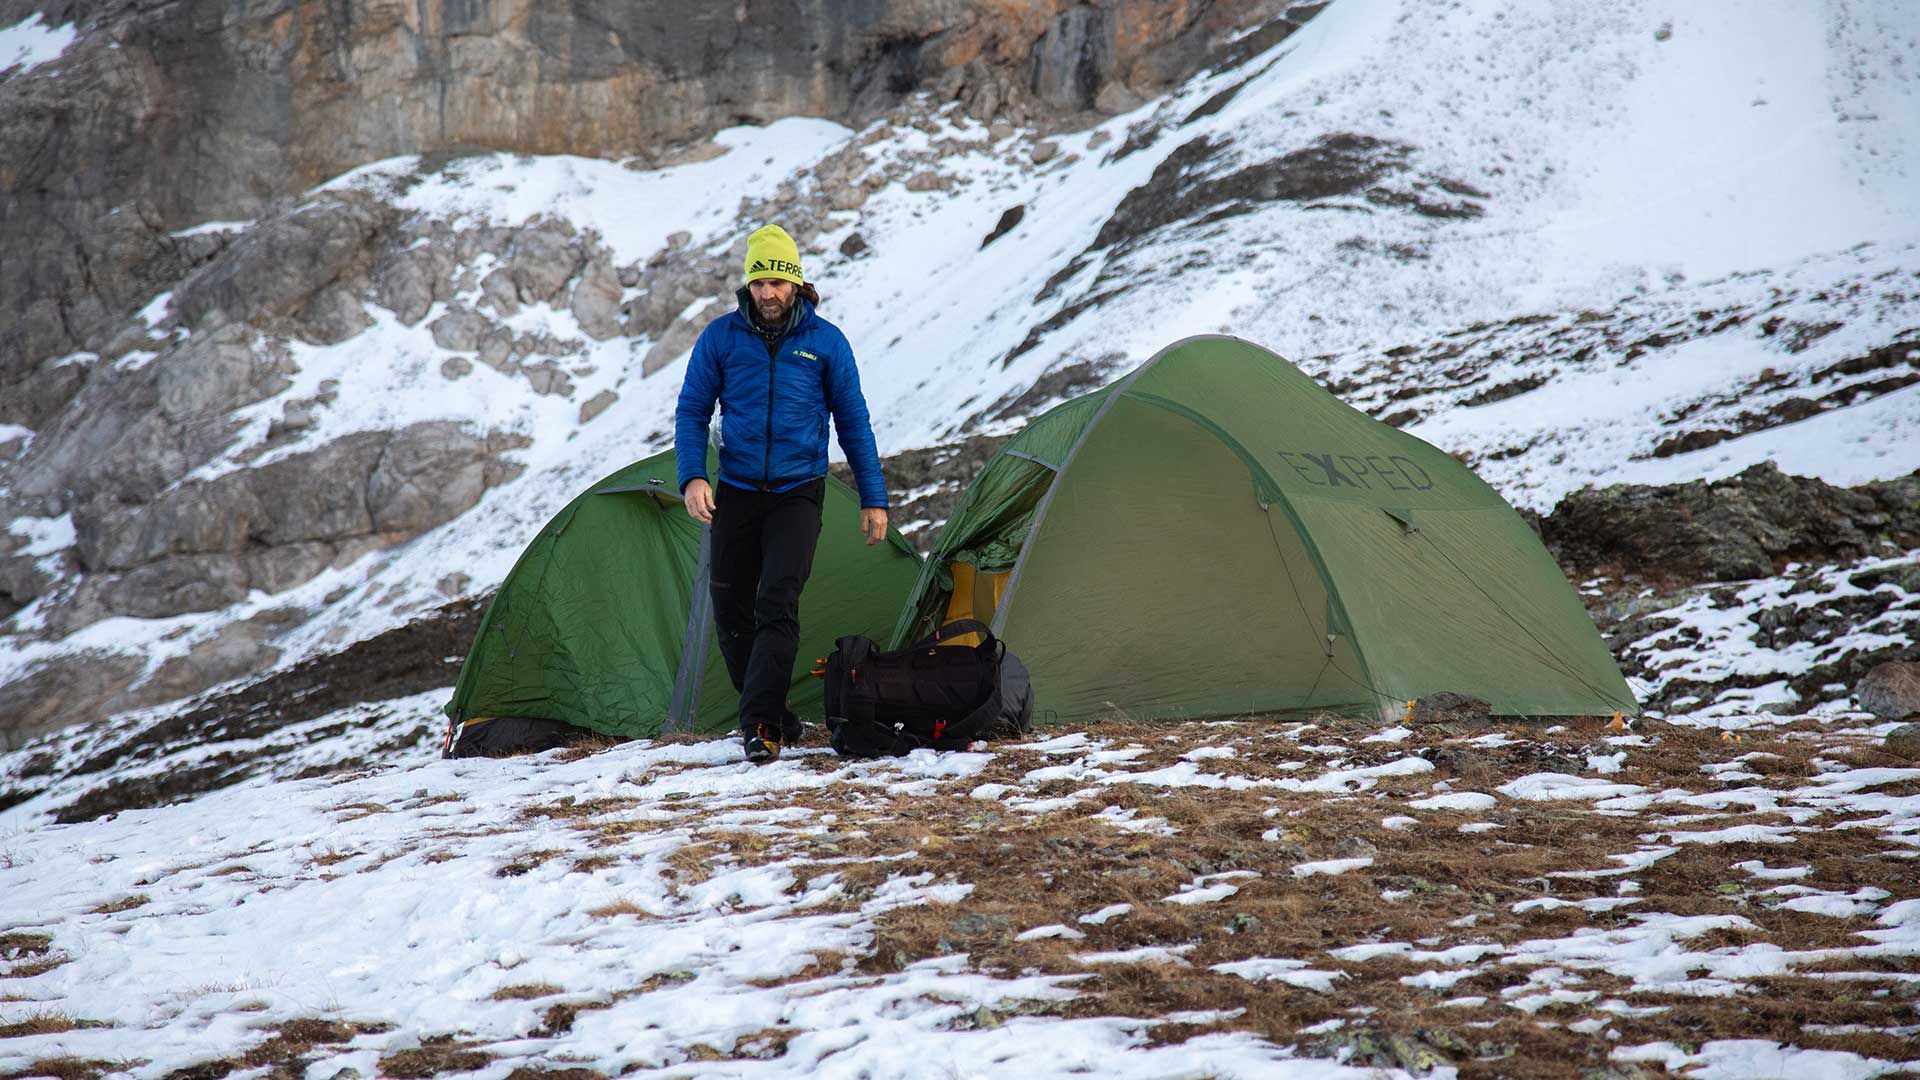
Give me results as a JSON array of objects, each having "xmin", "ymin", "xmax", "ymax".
[{"xmin": 674, "ymin": 224, "xmax": 890, "ymax": 763}]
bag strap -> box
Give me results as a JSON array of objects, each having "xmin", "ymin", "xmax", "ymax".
[{"xmin": 909, "ymin": 619, "xmax": 994, "ymax": 650}]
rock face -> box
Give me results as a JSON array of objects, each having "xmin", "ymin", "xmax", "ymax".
[
  {"xmin": 0, "ymin": 0, "xmax": 1302, "ymax": 384},
  {"xmin": 1544, "ymin": 463, "xmax": 1920, "ymax": 584},
  {"xmin": 1857, "ymin": 662, "xmax": 1920, "ymax": 721}
]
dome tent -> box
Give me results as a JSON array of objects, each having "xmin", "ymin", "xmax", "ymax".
[
  {"xmin": 444, "ymin": 448, "xmax": 921, "ymax": 749},
  {"xmin": 890, "ymin": 335, "xmax": 1636, "ymax": 723}
]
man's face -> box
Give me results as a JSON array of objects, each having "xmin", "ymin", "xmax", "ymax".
[{"xmin": 749, "ymin": 278, "xmax": 797, "ymax": 323}]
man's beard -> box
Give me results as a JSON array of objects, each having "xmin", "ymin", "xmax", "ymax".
[{"xmin": 754, "ymin": 292, "xmax": 792, "ymax": 326}]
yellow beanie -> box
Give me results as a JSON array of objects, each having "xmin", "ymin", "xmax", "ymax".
[{"xmin": 743, "ymin": 224, "xmax": 804, "ymax": 286}]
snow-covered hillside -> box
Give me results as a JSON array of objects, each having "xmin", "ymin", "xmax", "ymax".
[
  {"xmin": 3, "ymin": 0, "xmax": 1920, "ymax": 1072},
  {"xmin": 5, "ymin": 0, "xmax": 1918, "ymax": 710}
]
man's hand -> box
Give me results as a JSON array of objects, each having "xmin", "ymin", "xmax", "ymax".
[
  {"xmin": 684, "ymin": 478, "xmax": 716, "ymax": 523},
  {"xmin": 861, "ymin": 507, "xmax": 888, "ymax": 546}
]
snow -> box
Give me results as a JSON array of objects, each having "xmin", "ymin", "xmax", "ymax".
[
  {"xmin": 1291, "ymin": 857, "xmax": 1373, "ymax": 878},
  {"xmin": 1407, "ymin": 791, "xmax": 1498, "ymax": 812},
  {"xmin": 6, "ymin": 0, "xmax": 1920, "ymax": 1072},
  {"xmin": 1498, "ymin": 774, "xmax": 1648, "ymax": 802},
  {"xmin": 1, "ymin": 14, "xmax": 75, "ymax": 75},
  {"xmin": 1211, "ymin": 958, "xmax": 1347, "ymax": 993},
  {"xmin": 1614, "ymin": 1039, "xmax": 1914, "ymax": 1080},
  {"xmin": 337, "ymin": 119, "xmax": 854, "ymax": 270},
  {"xmin": 1077, "ymin": 904, "xmax": 1133, "ymax": 927}
]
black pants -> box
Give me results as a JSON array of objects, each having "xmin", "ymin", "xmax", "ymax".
[{"xmin": 709, "ymin": 479, "xmax": 825, "ymax": 735}]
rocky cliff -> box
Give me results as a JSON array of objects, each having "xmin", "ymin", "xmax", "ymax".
[{"xmin": 0, "ymin": 0, "xmax": 1294, "ymax": 381}]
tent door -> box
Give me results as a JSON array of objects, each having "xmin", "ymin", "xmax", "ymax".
[
  {"xmin": 665, "ymin": 524, "xmax": 715, "ymax": 733},
  {"xmin": 941, "ymin": 562, "xmax": 1009, "ymax": 645}
]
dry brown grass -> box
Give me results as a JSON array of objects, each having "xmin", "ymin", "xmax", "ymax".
[
  {"xmin": 585, "ymin": 898, "xmax": 655, "ymax": 919},
  {"xmin": 87, "ymin": 893, "xmax": 150, "ymax": 915},
  {"xmin": 1, "ymin": 952, "xmax": 72, "ymax": 978},
  {"xmin": 378, "ymin": 1034, "xmax": 493, "ymax": 1078},
  {"xmin": 308, "ymin": 847, "xmax": 359, "ymax": 867},
  {"xmin": 491, "ymin": 982, "xmax": 565, "ymax": 1001},
  {"xmin": 0, "ymin": 1057, "xmax": 133, "ymax": 1080},
  {"xmin": 655, "ymin": 716, "xmax": 1918, "ymax": 1077},
  {"xmin": 0, "ymin": 1011, "xmax": 111, "ymax": 1038}
]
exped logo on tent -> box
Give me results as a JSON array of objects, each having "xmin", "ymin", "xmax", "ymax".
[{"xmin": 1275, "ymin": 450, "xmax": 1435, "ymax": 492}]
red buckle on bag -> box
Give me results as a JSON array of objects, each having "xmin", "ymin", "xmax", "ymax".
[{"xmin": 932, "ymin": 720, "xmax": 946, "ymax": 740}]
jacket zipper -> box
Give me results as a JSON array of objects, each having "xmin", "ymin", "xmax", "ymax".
[{"xmin": 761, "ymin": 335, "xmax": 778, "ymax": 490}]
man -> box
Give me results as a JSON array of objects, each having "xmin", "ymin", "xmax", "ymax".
[{"xmin": 674, "ymin": 224, "xmax": 890, "ymax": 763}]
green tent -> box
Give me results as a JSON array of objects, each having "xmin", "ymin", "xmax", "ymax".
[
  {"xmin": 890, "ymin": 335, "xmax": 1636, "ymax": 723},
  {"xmin": 446, "ymin": 448, "xmax": 922, "ymax": 738}
]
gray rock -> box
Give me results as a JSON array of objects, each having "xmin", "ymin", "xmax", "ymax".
[
  {"xmin": 0, "ymin": 651, "xmax": 145, "ymax": 752},
  {"xmin": 120, "ymin": 619, "xmax": 283, "ymax": 711},
  {"xmin": 477, "ymin": 330, "xmax": 515, "ymax": 372},
  {"xmin": 570, "ymin": 256, "xmax": 624, "ymax": 340},
  {"xmin": 3, "ymin": 0, "xmax": 1276, "ymax": 388},
  {"xmin": 294, "ymin": 284, "xmax": 374, "ymax": 345},
  {"xmin": 430, "ymin": 307, "xmax": 490, "ymax": 352},
  {"xmin": 1334, "ymin": 835, "xmax": 1380, "ymax": 859},
  {"xmin": 1030, "ymin": 140, "xmax": 1060, "ymax": 165},
  {"xmin": 242, "ymin": 541, "xmax": 338, "ymax": 594},
  {"xmin": 508, "ymin": 221, "xmax": 582, "ymax": 305},
  {"xmin": 1886, "ymin": 723, "xmax": 1920, "ymax": 756},
  {"xmin": 481, "ymin": 268, "xmax": 522, "ymax": 317},
  {"xmin": 522, "ymin": 361, "xmax": 575, "ymax": 397},
  {"xmin": 938, "ymin": 913, "xmax": 1012, "ymax": 952},
  {"xmin": 252, "ymin": 434, "xmax": 383, "ymax": 543},
  {"xmin": 97, "ymin": 555, "xmax": 252, "ymax": 621},
  {"xmin": 441, "ymin": 356, "xmax": 473, "ymax": 379},
  {"xmin": 156, "ymin": 322, "xmax": 275, "ymax": 421},
  {"xmin": 172, "ymin": 198, "xmax": 388, "ymax": 331},
  {"xmin": 579, "ymin": 390, "xmax": 619, "ymax": 424},
  {"xmin": 374, "ymin": 250, "xmax": 436, "ymax": 325},
  {"xmin": 72, "ymin": 478, "xmax": 268, "ymax": 571},
  {"xmin": 904, "ymin": 171, "xmax": 949, "ymax": 193},
  {"xmin": 1545, "ymin": 463, "xmax": 1920, "ymax": 584},
  {"xmin": 1858, "ymin": 662, "xmax": 1920, "ymax": 720},
  {"xmin": 367, "ymin": 421, "xmax": 490, "ymax": 535},
  {"xmin": 1409, "ymin": 692, "xmax": 1493, "ymax": 727}
]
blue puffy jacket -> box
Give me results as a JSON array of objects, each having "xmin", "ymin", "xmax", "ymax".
[{"xmin": 674, "ymin": 290, "xmax": 889, "ymax": 508}]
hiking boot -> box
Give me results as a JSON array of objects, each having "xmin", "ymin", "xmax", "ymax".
[
  {"xmin": 779, "ymin": 709, "xmax": 806, "ymax": 746},
  {"xmin": 743, "ymin": 725, "xmax": 781, "ymax": 764}
]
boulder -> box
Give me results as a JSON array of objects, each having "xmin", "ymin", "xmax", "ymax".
[
  {"xmin": 1857, "ymin": 662, "xmax": 1920, "ymax": 721},
  {"xmin": 366, "ymin": 421, "xmax": 491, "ymax": 535},
  {"xmin": 430, "ymin": 307, "xmax": 491, "ymax": 352},
  {"xmin": 373, "ymin": 249, "xmax": 437, "ymax": 325},
  {"xmin": 1408, "ymin": 692, "xmax": 1492, "ymax": 727},
  {"xmin": 294, "ymin": 284, "xmax": 374, "ymax": 345},
  {"xmin": 172, "ymin": 197, "xmax": 388, "ymax": 331},
  {"xmin": 0, "ymin": 651, "xmax": 146, "ymax": 752},
  {"xmin": 507, "ymin": 221, "xmax": 582, "ymax": 305},
  {"xmin": 578, "ymin": 390, "xmax": 619, "ymax": 425},
  {"xmin": 1886, "ymin": 723, "xmax": 1920, "ymax": 757},
  {"xmin": 570, "ymin": 256, "xmax": 624, "ymax": 340},
  {"xmin": 481, "ymin": 268, "xmax": 522, "ymax": 317},
  {"xmin": 1544, "ymin": 462, "xmax": 1920, "ymax": 583},
  {"xmin": 522, "ymin": 361, "xmax": 575, "ymax": 397},
  {"xmin": 96, "ymin": 555, "xmax": 253, "ymax": 622}
]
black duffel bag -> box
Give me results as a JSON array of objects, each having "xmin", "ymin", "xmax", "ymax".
[{"xmin": 821, "ymin": 619, "xmax": 1033, "ymax": 757}]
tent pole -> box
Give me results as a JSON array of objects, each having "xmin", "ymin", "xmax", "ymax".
[{"xmin": 667, "ymin": 523, "xmax": 715, "ymax": 734}]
